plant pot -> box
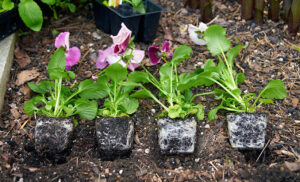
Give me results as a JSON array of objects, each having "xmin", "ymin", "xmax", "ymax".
[
  {"xmin": 92, "ymin": 0, "xmax": 165, "ymax": 42},
  {"xmin": 157, "ymin": 118, "xmax": 197, "ymax": 154},
  {"xmin": 34, "ymin": 116, "xmax": 74, "ymax": 157},
  {"xmin": 227, "ymin": 113, "xmax": 268, "ymax": 149},
  {"xmin": 0, "ymin": 6, "xmax": 22, "ymax": 41},
  {"xmin": 95, "ymin": 117, "xmax": 134, "ymax": 158}
]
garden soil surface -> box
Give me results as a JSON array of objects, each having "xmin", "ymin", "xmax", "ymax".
[{"xmin": 0, "ymin": 0, "xmax": 299, "ymax": 181}]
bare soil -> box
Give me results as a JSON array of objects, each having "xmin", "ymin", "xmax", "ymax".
[{"xmin": 0, "ymin": 0, "xmax": 299, "ymax": 181}]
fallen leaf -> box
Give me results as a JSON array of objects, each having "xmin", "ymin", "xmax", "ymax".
[
  {"xmin": 20, "ymin": 86, "xmax": 33, "ymax": 99},
  {"xmin": 10, "ymin": 108, "xmax": 20, "ymax": 119},
  {"xmin": 16, "ymin": 69, "xmax": 40, "ymax": 86},
  {"xmin": 292, "ymin": 98, "xmax": 299, "ymax": 108},
  {"xmin": 14, "ymin": 47, "xmax": 31, "ymax": 68},
  {"xmin": 164, "ymin": 31, "xmax": 173, "ymax": 41},
  {"xmin": 0, "ymin": 153, "xmax": 9, "ymax": 162},
  {"xmin": 284, "ymin": 161, "xmax": 300, "ymax": 172},
  {"xmin": 28, "ymin": 167, "xmax": 39, "ymax": 172}
]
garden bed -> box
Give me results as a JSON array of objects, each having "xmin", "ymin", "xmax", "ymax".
[{"xmin": 0, "ymin": 0, "xmax": 299, "ymax": 181}]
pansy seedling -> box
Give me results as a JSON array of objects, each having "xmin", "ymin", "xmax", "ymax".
[
  {"xmin": 183, "ymin": 25, "xmax": 287, "ymax": 120},
  {"xmin": 188, "ymin": 22, "xmax": 208, "ymax": 45},
  {"xmin": 128, "ymin": 42, "xmax": 214, "ymax": 120},
  {"xmin": 24, "ymin": 33, "xmax": 105, "ymax": 121}
]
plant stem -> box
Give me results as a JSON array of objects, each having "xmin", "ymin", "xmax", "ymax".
[
  {"xmin": 140, "ymin": 85, "xmax": 169, "ymax": 112},
  {"xmin": 54, "ymin": 78, "xmax": 62, "ymax": 117},
  {"xmin": 288, "ymin": 0, "xmax": 300, "ymax": 34},
  {"xmin": 190, "ymin": 91, "xmax": 215, "ymax": 102},
  {"xmin": 200, "ymin": 0, "xmax": 213, "ymax": 23}
]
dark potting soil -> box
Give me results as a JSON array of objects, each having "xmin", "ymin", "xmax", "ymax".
[
  {"xmin": 34, "ymin": 116, "xmax": 74, "ymax": 160},
  {"xmin": 96, "ymin": 117, "xmax": 134, "ymax": 160},
  {"xmin": 0, "ymin": 0, "xmax": 299, "ymax": 181}
]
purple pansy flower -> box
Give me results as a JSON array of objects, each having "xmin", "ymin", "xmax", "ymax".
[
  {"xmin": 92, "ymin": 75, "xmax": 98, "ymax": 82},
  {"xmin": 111, "ymin": 23, "xmax": 131, "ymax": 54},
  {"xmin": 55, "ymin": 32, "xmax": 81, "ymax": 70},
  {"xmin": 148, "ymin": 41, "xmax": 173, "ymax": 65}
]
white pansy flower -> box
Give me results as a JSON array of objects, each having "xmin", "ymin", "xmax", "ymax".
[{"xmin": 188, "ymin": 22, "xmax": 208, "ymax": 45}]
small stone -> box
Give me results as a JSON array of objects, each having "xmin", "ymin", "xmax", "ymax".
[
  {"xmin": 145, "ymin": 148, "xmax": 150, "ymax": 154},
  {"xmin": 158, "ymin": 118, "xmax": 197, "ymax": 154},
  {"xmin": 151, "ymin": 109, "xmax": 156, "ymax": 114},
  {"xmin": 35, "ymin": 116, "xmax": 74, "ymax": 156},
  {"xmin": 204, "ymin": 124, "xmax": 210, "ymax": 129},
  {"xmin": 227, "ymin": 113, "xmax": 267, "ymax": 149},
  {"xmin": 92, "ymin": 32, "xmax": 101, "ymax": 40},
  {"xmin": 119, "ymin": 169, "xmax": 123, "ymax": 175},
  {"xmin": 195, "ymin": 158, "xmax": 200, "ymax": 162}
]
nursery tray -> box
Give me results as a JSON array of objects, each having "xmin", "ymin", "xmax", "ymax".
[
  {"xmin": 93, "ymin": 0, "xmax": 165, "ymax": 42},
  {"xmin": 0, "ymin": 6, "xmax": 22, "ymax": 41}
]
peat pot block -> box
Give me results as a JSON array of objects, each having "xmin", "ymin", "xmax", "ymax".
[
  {"xmin": 227, "ymin": 113, "xmax": 268, "ymax": 149},
  {"xmin": 158, "ymin": 118, "xmax": 197, "ymax": 154},
  {"xmin": 96, "ymin": 117, "xmax": 134, "ymax": 157},
  {"xmin": 34, "ymin": 117, "xmax": 74, "ymax": 156}
]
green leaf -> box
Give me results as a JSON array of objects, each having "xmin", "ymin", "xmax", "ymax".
[
  {"xmin": 48, "ymin": 48, "xmax": 66, "ymax": 73},
  {"xmin": 168, "ymin": 105, "xmax": 182, "ymax": 118},
  {"xmin": 159, "ymin": 62, "xmax": 172, "ymax": 81},
  {"xmin": 171, "ymin": 45, "xmax": 193, "ymax": 65},
  {"xmin": 204, "ymin": 59, "xmax": 216, "ymax": 70},
  {"xmin": 78, "ymin": 77, "xmax": 109, "ymax": 99},
  {"xmin": 2, "ymin": 0, "xmax": 14, "ymax": 11},
  {"xmin": 227, "ymin": 45, "xmax": 243, "ymax": 67},
  {"xmin": 18, "ymin": 0, "xmax": 43, "ymax": 31},
  {"xmin": 131, "ymin": 89, "xmax": 152, "ymax": 98},
  {"xmin": 28, "ymin": 81, "xmax": 53, "ymax": 94},
  {"xmin": 236, "ymin": 73, "xmax": 245, "ymax": 84},
  {"xmin": 49, "ymin": 68, "xmax": 69, "ymax": 80},
  {"xmin": 195, "ymin": 104, "xmax": 204, "ymax": 120},
  {"xmin": 259, "ymin": 99, "xmax": 274, "ymax": 104},
  {"xmin": 24, "ymin": 96, "xmax": 45, "ymax": 116},
  {"xmin": 208, "ymin": 106, "xmax": 221, "ymax": 120},
  {"xmin": 177, "ymin": 71, "xmax": 216, "ymax": 91},
  {"xmin": 119, "ymin": 97, "xmax": 139, "ymax": 114},
  {"xmin": 67, "ymin": 71, "xmax": 76, "ymax": 79},
  {"xmin": 41, "ymin": 0, "xmax": 55, "ymax": 5},
  {"xmin": 67, "ymin": 3, "xmax": 76, "ymax": 13},
  {"xmin": 204, "ymin": 25, "xmax": 231, "ymax": 55},
  {"xmin": 75, "ymin": 99, "xmax": 98, "ymax": 120},
  {"xmin": 128, "ymin": 71, "xmax": 149, "ymax": 83},
  {"xmin": 260, "ymin": 80, "xmax": 287, "ymax": 99},
  {"xmin": 105, "ymin": 63, "xmax": 127, "ymax": 82}
]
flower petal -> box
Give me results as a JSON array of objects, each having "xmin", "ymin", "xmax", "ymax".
[
  {"xmin": 188, "ymin": 24, "xmax": 206, "ymax": 45},
  {"xmin": 198, "ymin": 22, "xmax": 208, "ymax": 32},
  {"xmin": 131, "ymin": 49, "xmax": 145, "ymax": 64},
  {"xmin": 65, "ymin": 47, "xmax": 81, "ymax": 70},
  {"xmin": 148, "ymin": 45, "xmax": 160, "ymax": 65},
  {"xmin": 92, "ymin": 75, "xmax": 98, "ymax": 82},
  {"xmin": 111, "ymin": 23, "xmax": 132, "ymax": 54},
  {"xmin": 161, "ymin": 41, "xmax": 171, "ymax": 53},
  {"xmin": 96, "ymin": 46, "xmax": 114, "ymax": 69},
  {"xmin": 55, "ymin": 32, "xmax": 70, "ymax": 49},
  {"xmin": 127, "ymin": 63, "xmax": 140, "ymax": 71}
]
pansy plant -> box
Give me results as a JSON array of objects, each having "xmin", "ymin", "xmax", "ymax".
[
  {"xmin": 181, "ymin": 25, "xmax": 287, "ymax": 120},
  {"xmin": 94, "ymin": 23, "xmax": 144, "ymax": 117},
  {"xmin": 24, "ymin": 32, "xmax": 104, "ymax": 120},
  {"xmin": 128, "ymin": 42, "xmax": 213, "ymax": 120}
]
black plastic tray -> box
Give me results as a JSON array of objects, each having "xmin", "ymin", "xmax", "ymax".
[
  {"xmin": 0, "ymin": 6, "xmax": 22, "ymax": 41},
  {"xmin": 93, "ymin": 0, "xmax": 165, "ymax": 42}
]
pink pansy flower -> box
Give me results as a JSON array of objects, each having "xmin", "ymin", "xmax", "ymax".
[
  {"xmin": 55, "ymin": 32, "xmax": 81, "ymax": 70},
  {"xmin": 92, "ymin": 75, "xmax": 98, "ymax": 82},
  {"xmin": 111, "ymin": 23, "xmax": 132, "ymax": 54},
  {"xmin": 96, "ymin": 46, "xmax": 144, "ymax": 71},
  {"xmin": 148, "ymin": 41, "xmax": 173, "ymax": 65},
  {"xmin": 188, "ymin": 22, "xmax": 208, "ymax": 45}
]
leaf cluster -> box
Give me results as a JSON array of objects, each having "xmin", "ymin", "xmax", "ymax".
[
  {"xmin": 24, "ymin": 48, "xmax": 100, "ymax": 120},
  {"xmin": 181, "ymin": 25, "xmax": 287, "ymax": 120},
  {"xmin": 128, "ymin": 45, "xmax": 207, "ymax": 120}
]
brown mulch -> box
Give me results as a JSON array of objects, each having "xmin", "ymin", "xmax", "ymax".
[{"xmin": 0, "ymin": 0, "xmax": 299, "ymax": 181}]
